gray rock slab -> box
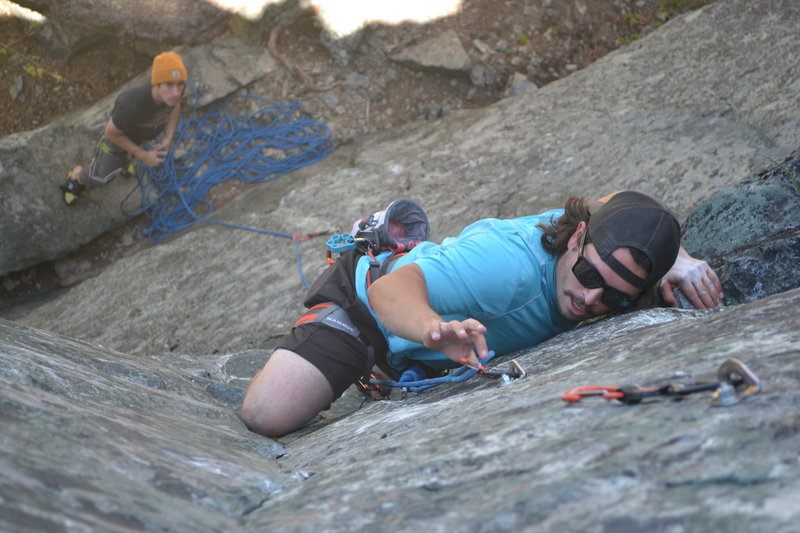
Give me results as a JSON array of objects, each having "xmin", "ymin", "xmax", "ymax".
[
  {"xmin": 257, "ymin": 289, "xmax": 800, "ymax": 532},
  {"xmin": 391, "ymin": 28, "xmax": 473, "ymax": 74},
  {"xmin": 7, "ymin": 0, "xmax": 800, "ymax": 360},
  {"xmin": 0, "ymin": 319, "xmax": 293, "ymax": 532},
  {"xmin": 503, "ymin": 71, "xmax": 537, "ymax": 97},
  {"xmin": 682, "ymin": 153, "xmax": 800, "ymax": 305},
  {"xmin": 2, "ymin": 287, "xmax": 798, "ymax": 531},
  {"xmin": 182, "ymin": 35, "xmax": 279, "ymax": 108},
  {"xmin": 3, "ymin": 0, "xmax": 800, "ymax": 278},
  {"xmin": 13, "ymin": 0, "xmax": 231, "ymax": 45},
  {"xmin": 3, "ymin": 1, "xmax": 800, "ymax": 530}
]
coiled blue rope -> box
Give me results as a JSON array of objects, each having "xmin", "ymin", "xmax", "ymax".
[
  {"xmin": 371, "ymin": 351, "xmax": 498, "ymax": 393},
  {"xmin": 120, "ymin": 93, "xmax": 333, "ymax": 288}
]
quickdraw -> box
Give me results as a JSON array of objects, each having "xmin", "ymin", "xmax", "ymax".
[
  {"xmin": 364, "ymin": 355, "xmax": 527, "ymax": 399},
  {"xmin": 561, "ymin": 358, "xmax": 761, "ymax": 407},
  {"xmin": 478, "ymin": 359, "xmax": 527, "ymax": 381}
]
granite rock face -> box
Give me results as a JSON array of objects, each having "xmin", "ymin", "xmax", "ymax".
[
  {"xmin": 682, "ymin": 153, "xmax": 800, "ymax": 305},
  {"xmin": 14, "ymin": 0, "xmax": 231, "ymax": 45},
  {"xmin": 1, "ymin": 1, "xmax": 800, "ymax": 530},
  {"xmin": 0, "ymin": 320, "xmax": 288, "ymax": 532},
  {"xmin": 4, "ymin": 0, "xmax": 800, "ymax": 359},
  {"xmin": 390, "ymin": 28, "xmax": 474, "ymax": 74},
  {"xmin": 2, "ymin": 0, "xmax": 800, "ymax": 277},
  {"xmin": 1, "ymin": 290, "xmax": 798, "ymax": 531}
]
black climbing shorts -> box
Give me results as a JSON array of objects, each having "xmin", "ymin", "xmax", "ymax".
[
  {"xmin": 276, "ymin": 322, "xmax": 370, "ymax": 400},
  {"xmin": 274, "ymin": 250, "xmax": 392, "ymax": 400}
]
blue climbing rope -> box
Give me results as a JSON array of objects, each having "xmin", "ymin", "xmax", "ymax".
[
  {"xmin": 120, "ymin": 93, "xmax": 333, "ymax": 288},
  {"xmin": 370, "ymin": 351, "xmax": 498, "ymax": 393}
]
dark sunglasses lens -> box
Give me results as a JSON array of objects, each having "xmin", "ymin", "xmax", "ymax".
[
  {"xmin": 572, "ymin": 258, "xmax": 604, "ymax": 288},
  {"xmin": 601, "ymin": 288, "xmax": 635, "ymax": 312},
  {"xmin": 574, "ymin": 258, "xmax": 636, "ymax": 311}
]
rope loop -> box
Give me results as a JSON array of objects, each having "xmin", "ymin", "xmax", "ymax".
[{"xmin": 121, "ymin": 92, "xmax": 334, "ymax": 288}]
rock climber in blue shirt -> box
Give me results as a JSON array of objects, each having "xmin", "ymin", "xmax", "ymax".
[{"xmin": 240, "ymin": 191, "xmax": 723, "ymax": 437}]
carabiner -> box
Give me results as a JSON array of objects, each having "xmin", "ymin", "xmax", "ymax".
[
  {"xmin": 480, "ymin": 359, "xmax": 527, "ymax": 380},
  {"xmin": 561, "ymin": 385, "xmax": 625, "ymax": 403}
]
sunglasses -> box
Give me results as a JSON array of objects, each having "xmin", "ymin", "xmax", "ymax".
[{"xmin": 572, "ymin": 232, "xmax": 639, "ymax": 312}]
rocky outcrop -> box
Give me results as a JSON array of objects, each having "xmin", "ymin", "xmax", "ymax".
[
  {"xmin": 15, "ymin": 0, "xmax": 232, "ymax": 45},
  {"xmin": 2, "ymin": 288, "xmax": 798, "ymax": 531},
  {"xmin": 390, "ymin": 28, "xmax": 473, "ymax": 74},
  {"xmin": 2, "ymin": 0, "xmax": 800, "ymax": 279},
  {"xmin": 682, "ymin": 153, "xmax": 800, "ymax": 306}
]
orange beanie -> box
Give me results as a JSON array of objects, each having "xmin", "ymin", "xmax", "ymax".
[{"xmin": 151, "ymin": 52, "xmax": 187, "ymax": 85}]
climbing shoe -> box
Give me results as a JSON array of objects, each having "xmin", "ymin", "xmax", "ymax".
[
  {"xmin": 121, "ymin": 161, "xmax": 136, "ymax": 179},
  {"xmin": 60, "ymin": 171, "xmax": 85, "ymax": 206}
]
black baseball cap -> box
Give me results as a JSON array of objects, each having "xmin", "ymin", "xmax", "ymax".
[{"xmin": 587, "ymin": 191, "xmax": 681, "ymax": 289}]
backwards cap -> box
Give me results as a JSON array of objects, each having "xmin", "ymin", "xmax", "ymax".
[
  {"xmin": 587, "ymin": 191, "xmax": 681, "ymax": 289},
  {"xmin": 151, "ymin": 52, "xmax": 187, "ymax": 85}
]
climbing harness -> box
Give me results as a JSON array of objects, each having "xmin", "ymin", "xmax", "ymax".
[
  {"xmin": 61, "ymin": 136, "xmax": 131, "ymax": 206},
  {"xmin": 319, "ymin": 199, "xmax": 529, "ymax": 397},
  {"xmin": 561, "ymin": 357, "xmax": 761, "ymax": 407},
  {"xmin": 292, "ymin": 303, "xmax": 523, "ymax": 399},
  {"xmin": 270, "ymin": 198, "xmax": 528, "ymax": 398},
  {"xmin": 294, "ymin": 302, "xmax": 361, "ymax": 338}
]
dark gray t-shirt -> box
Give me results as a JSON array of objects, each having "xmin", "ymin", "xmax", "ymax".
[{"xmin": 110, "ymin": 82, "xmax": 172, "ymax": 145}]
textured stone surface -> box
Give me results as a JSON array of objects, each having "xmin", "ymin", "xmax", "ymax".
[
  {"xmin": 0, "ymin": 320, "xmax": 290, "ymax": 532},
  {"xmin": 390, "ymin": 28, "xmax": 473, "ymax": 73},
  {"xmin": 260, "ymin": 290, "xmax": 800, "ymax": 532},
  {"xmin": 14, "ymin": 0, "xmax": 233, "ymax": 45},
  {"xmin": 1, "ymin": 290, "xmax": 798, "ymax": 531},
  {"xmin": 1, "ymin": 2, "xmax": 800, "ymax": 530},
  {"xmin": 682, "ymin": 154, "xmax": 800, "ymax": 305}
]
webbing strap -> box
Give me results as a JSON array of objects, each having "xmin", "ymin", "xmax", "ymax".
[
  {"xmin": 295, "ymin": 301, "xmax": 376, "ymax": 380},
  {"xmin": 294, "ymin": 303, "xmax": 331, "ymax": 326},
  {"xmin": 366, "ymin": 252, "xmax": 407, "ymax": 287},
  {"xmin": 294, "ymin": 302, "xmax": 361, "ymax": 339},
  {"xmin": 100, "ymin": 138, "xmax": 125, "ymax": 156}
]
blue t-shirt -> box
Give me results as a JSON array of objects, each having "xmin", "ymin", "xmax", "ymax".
[{"xmin": 355, "ymin": 209, "xmax": 577, "ymax": 371}]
